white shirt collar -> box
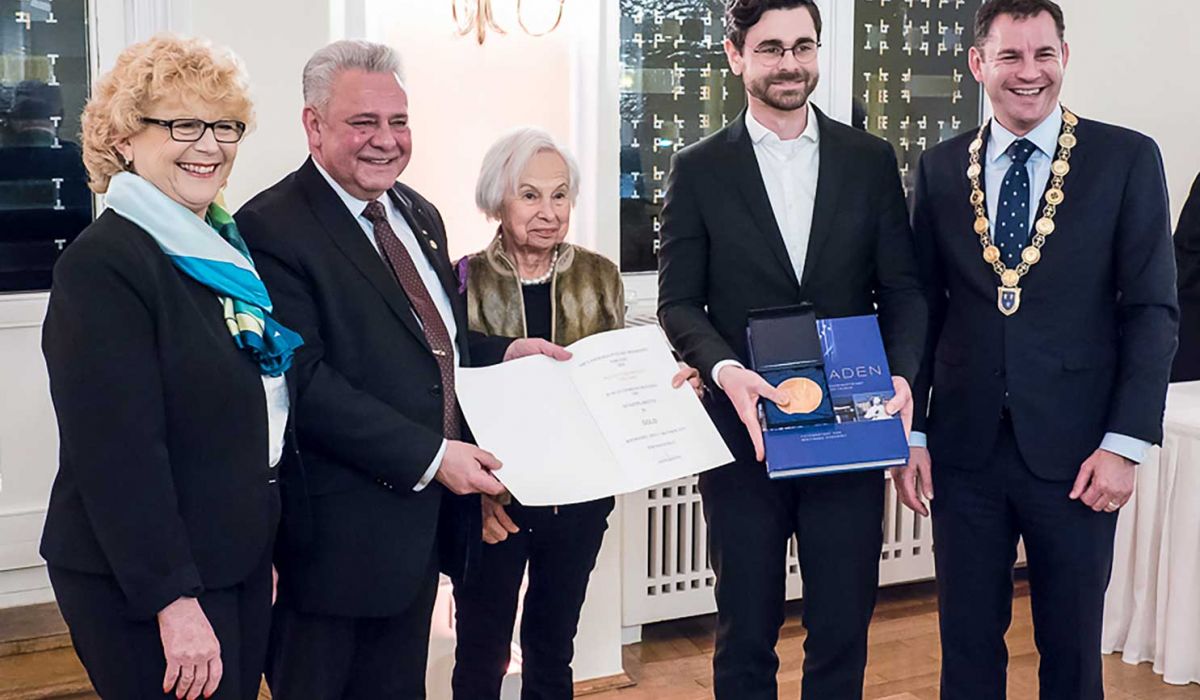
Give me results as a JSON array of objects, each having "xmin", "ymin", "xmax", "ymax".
[
  {"xmin": 312, "ymin": 157, "xmax": 384, "ymax": 220},
  {"xmin": 745, "ymin": 103, "xmax": 820, "ymax": 147},
  {"xmin": 988, "ymin": 108, "xmax": 1063, "ymax": 164}
]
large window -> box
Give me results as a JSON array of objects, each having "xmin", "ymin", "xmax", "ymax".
[
  {"xmin": 0, "ymin": 0, "xmax": 92, "ymax": 293},
  {"xmin": 618, "ymin": 0, "xmax": 744, "ymax": 274},
  {"xmin": 853, "ymin": 0, "xmax": 983, "ymax": 195}
]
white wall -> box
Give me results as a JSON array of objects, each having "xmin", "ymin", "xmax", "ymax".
[
  {"xmin": 370, "ymin": 2, "xmax": 577, "ymax": 261},
  {"xmin": 0, "ymin": 296, "xmax": 59, "ymax": 607},
  {"xmin": 1056, "ymin": 0, "xmax": 1200, "ymax": 226},
  {"xmin": 191, "ymin": 0, "xmax": 332, "ymax": 208}
]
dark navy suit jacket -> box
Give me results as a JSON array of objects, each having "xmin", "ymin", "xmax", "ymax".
[
  {"xmin": 1171, "ymin": 173, "xmax": 1200, "ymax": 381},
  {"xmin": 912, "ymin": 116, "xmax": 1178, "ymax": 481}
]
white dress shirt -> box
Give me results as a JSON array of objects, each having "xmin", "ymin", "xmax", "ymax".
[
  {"xmin": 314, "ymin": 161, "xmax": 454, "ymax": 490},
  {"xmin": 747, "ymin": 104, "xmax": 821, "ymax": 280},
  {"xmin": 216, "ymin": 308, "xmax": 288, "ymax": 469},
  {"xmin": 712, "ymin": 104, "xmax": 820, "ymax": 389},
  {"xmin": 263, "ymin": 374, "xmax": 289, "ymax": 468}
]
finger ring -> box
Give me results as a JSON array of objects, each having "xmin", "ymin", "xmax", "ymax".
[{"xmin": 1105, "ymin": 500, "xmax": 1120, "ymax": 511}]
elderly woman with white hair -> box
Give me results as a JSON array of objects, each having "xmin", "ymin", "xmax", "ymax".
[{"xmin": 451, "ymin": 128, "xmax": 700, "ymax": 699}]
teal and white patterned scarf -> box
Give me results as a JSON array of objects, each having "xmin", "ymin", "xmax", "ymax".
[{"xmin": 105, "ymin": 172, "xmax": 303, "ymax": 376}]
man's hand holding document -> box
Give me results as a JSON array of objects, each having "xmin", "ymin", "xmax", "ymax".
[{"xmin": 455, "ymin": 326, "xmax": 733, "ymax": 505}]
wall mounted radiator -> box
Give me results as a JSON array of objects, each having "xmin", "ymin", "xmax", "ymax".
[{"xmin": 619, "ymin": 473, "xmax": 936, "ymax": 630}]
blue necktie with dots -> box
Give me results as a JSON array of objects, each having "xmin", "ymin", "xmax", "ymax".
[{"xmin": 995, "ymin": 138, "xmax": 1038, "ymax": 268}]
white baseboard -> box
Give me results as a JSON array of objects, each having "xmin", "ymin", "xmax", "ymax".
[
  {"xmin": 0, "ymin": 565, "xmax": 53, "ymax": 609},
  {"xmin": 0, "ymin": 506, "xmax": 49, "ymax": 572},
  {"xmin": 621, "ymin": 625, "xmax": 642, "ymax": 646}
]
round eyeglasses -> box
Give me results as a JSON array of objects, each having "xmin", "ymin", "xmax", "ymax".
[{"xmin": 752, "ymin": 41, "xmax": 821, "ymax": 67}]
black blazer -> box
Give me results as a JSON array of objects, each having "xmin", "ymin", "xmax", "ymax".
[
  {"xmin": 912, "ymin": 117, "xmax": 1178, "ymax": 480},
  {"xmin": 1172, "ymin": 172, "xmax": 1200, "ymax": 381},
  {"xmin": 658, "ymin": 106, "xmax": 927, "ymax": 449},
  {"xmin": 236, "ymin": 159, "xmax": 509, "ymax": 617},
  {"xmin": 40, "ymin": 210, "xmax": 288, "ymax": 620}
]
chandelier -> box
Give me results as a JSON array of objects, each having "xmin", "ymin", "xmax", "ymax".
[{"xmin": 451, "ymin": 0, "xmax": 565, "ymax": 44}]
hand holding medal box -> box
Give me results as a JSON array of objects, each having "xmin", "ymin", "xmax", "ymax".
[{"xmin": 745, "ymin": 306, "xmax": 909, "ymax": 478}]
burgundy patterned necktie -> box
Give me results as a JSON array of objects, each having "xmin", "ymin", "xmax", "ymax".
[{"xmin": 362, "ymin": 201, "xmax": 460, "ymax": 440}]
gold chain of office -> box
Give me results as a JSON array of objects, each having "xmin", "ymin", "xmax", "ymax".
[{"xmin": 966, "ymin": 105, "xmax": 1078, "ymax": 315}]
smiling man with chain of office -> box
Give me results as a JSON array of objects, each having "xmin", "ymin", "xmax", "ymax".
[{"xmin": 895, "ymin": 1, "xmax": 1178, "ymax": 697}]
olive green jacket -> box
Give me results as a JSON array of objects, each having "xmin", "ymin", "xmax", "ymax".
[{"xmin": 461, "ymin": 235, "xmax": 625, "ymax": 345}]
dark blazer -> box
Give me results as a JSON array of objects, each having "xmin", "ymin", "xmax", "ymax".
[
  {"xmin": 236, "ymin": 158, "xmax": 509, "ymax": 618},
  {"xmin": 40, "ymin": 210, "xmax": 288, "ymax": 620},
  {"xmin": 1172, "ymin": 172, "xmax": 1200, "ymax": 382},
  {"xmin": 658, "ymin": 106, "xmax": 927, "ymax": 437},
  {"xmin": 912, "ymin": 118, "xmax": 1178, "ymax": 480}
]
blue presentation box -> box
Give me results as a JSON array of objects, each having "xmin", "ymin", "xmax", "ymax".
[{"xmin": 746, "ymin": 306, "xmax": 909, "ymax": 479}]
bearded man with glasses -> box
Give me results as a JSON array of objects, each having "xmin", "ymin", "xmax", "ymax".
[{"xmin": 657, "ymin": 1, "xmax": 927, "ymax": 698}]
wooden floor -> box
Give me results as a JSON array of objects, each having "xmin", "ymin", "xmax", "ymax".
[
  {"xmin": 589, "ymin": 579, "xmax": 1200, "ymax": 700},
  {"xmin": 2, "ymin": 580, "xmax": 1195, "ymax": 699}
]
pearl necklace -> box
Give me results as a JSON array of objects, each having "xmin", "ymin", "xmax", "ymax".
[{"xmin": 517, "ymin": 247, "xmax": 559, "ymax": 286}]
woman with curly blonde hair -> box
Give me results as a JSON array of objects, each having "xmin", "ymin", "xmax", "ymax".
[{"xmin": 40, "ymin": 34, "xmax": 300, "ymax": 700}]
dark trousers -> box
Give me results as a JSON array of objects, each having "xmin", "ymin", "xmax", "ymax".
[
  {"xmin": 49, "ymin": 534, "xmax": 275, "ymax": 700},
  {"xmin": 265, "ymin": 558, "xmax": 439, "ymax": 700},
  {"xmin": 699, "ymin": 458, "xmax": 885, "ymax": 700},
  {"xmin": 451, "ymin": 497, "xmax": 614, "ymax": 700},
  {"xmin": 932, "ymin": 418, "xmax": 1119, "ymax": 700}
]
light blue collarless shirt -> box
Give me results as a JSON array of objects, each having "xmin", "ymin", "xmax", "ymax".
[
  {"xmin": 910, "ymin": 111, "xmax": 1150, "ymax": 464},
  {"xmin": 313, "ymin": 160, "xmax": 452, "ymax": 490}
]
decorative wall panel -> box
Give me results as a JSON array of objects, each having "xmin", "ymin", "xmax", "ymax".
[
  {"xmin": 853, "ymin": 0, "xmax": 983, "ymax": 194},
  {"xmin": 618, "ymin": 0, "xmax": 744, "ymax": 273}
]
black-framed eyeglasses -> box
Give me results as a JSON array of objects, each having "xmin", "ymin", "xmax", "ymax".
[
  {"xmin": 141, "ymin": 117, "xmax": 247, "ymax": 143},
  {"xmin": 752, "ymin": 41, "xmax": 821, "ymax": 66}
]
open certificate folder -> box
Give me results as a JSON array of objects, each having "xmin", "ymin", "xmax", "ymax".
[{"xmin": 455, "ymin": 326, "xmax": 733, "ymax": 505}]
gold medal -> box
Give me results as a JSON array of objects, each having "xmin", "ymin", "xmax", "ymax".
[
  {"xmin": 1052, "ymin": 160, "xmax": 1071, "ymax": 177},
  {"xmin": 974, "ymin": 217, "xmax": 990, "ymax": 235},
  {"xmin": 1063, "ymin": 111, "xmax": 1079, "ymax": 126},
  {"xmin": 967, "ymin": 163, "xmax": 982, "ymax": 179},
  {"xmin": 1036, "ymin": 217, "xmax": 1056, "ymax": 236},
  {"xmin": 1022, "ymin": 247, "xmax": 1041, "ymax": 265},
  {"xmin": 969, "ymin": 138, "xmax": 984, "ymax": 154},
  {"xmin": 983, "ymin": 246, "xmax": 1001, "ymax": 264},
  {"xmin": 1059, "ymin": 133, "xmax": 1077, "ymax": 149},
  {"xmin": 1001, "ymin": 269, "xmax": 1020, "ymax": 288},
  {"xmin": 776, "ymin": 377, "xmax": 824, "ymax": 415},
  {"xmin": 1046, "ymin": 188, "xmax": 1064, "ymax": 205}
]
